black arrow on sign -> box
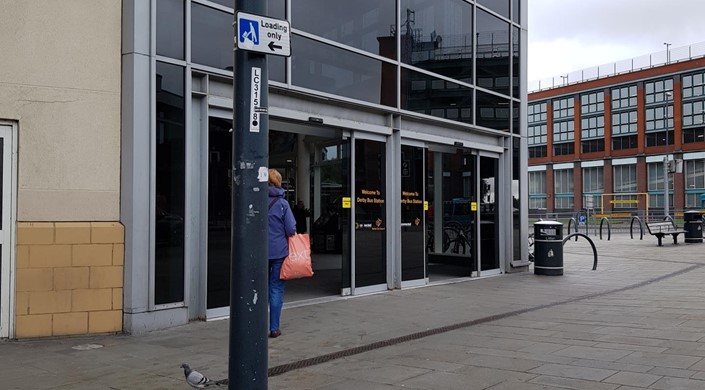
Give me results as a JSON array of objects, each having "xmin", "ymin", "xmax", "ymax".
[{"xmin": 268, "ymin": 41, "xmax": 282, "ymax": 51}]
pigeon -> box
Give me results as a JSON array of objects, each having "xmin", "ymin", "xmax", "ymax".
[{"xmin": 180, "ymin": 363, "xmax": 227, "ymax": 388}]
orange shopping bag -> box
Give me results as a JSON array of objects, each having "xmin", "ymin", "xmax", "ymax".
[{"xmin": 280, "ymin": 233, "xmax": 314, "ymax": 280}]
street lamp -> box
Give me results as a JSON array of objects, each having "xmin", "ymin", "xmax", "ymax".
[
  {"xmin": 663, "ymin": 91, "xmax": 673, "ymax": 218},
  {"xmin": 560, "ymin": 74, "xmax": 568, "ymax": 85},
  {"xmin": 664, "ymin": 42, "xmax": 671, "ymax": 64}
]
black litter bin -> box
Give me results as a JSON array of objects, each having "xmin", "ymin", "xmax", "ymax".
[
  {"xmin": 534, "ymin": 221, "xmax": 564, "ymax": 275},
  {"xmin": 684, "ymin": 211, "xmax": 703, "ymax": 243}
]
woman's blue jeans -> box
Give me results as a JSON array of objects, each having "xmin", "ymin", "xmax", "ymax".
[{"xmin": 268, "ymin": 258, "xmax": 286, "ymax": 332}]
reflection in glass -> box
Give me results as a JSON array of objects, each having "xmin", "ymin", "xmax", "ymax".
[
  {"xmin": 513, "ymin": 0, "xmax": 520, "ymax": 23},
  {"xmin": 400, "ymin": 0, "xmax": 473, "ymax": 82},
  {"xmin": 512, "ymin": 26, "xmax": 520, "ymax": 98},
  {"xmin": 268, "ymin": 0, "xmax": 285, "ymax": 19},
  {"xmin": 478, "ymin": 0, "xmax": 510, "ymax": 19},
  {"xmin": 155, "ymin": 62, "xmax": 185, "ymax": 305},
  {"xmin": 512, "ymin": 137, "xmax": 521, "ymax": 260},
  {"xmin": 401, "ymin": 146, "xmax": 425, "ymax": 281},
  {"xmin": 401, "ymin": 68, "xmax": 473, "ymax": 124},
  {"xmin": 192, "ymin": 3, "xmax": 233, "ymax": 70},
  {"xmin": 269, "ymin": 56, "xmax": 285, "ymax": 83},
  {"xmin": 291, "ymin": 35, "xmax": 396, "ymax": 107},
  {"xmin": 426, "ymin": 150, "xmax": 475, "ymax": 278},
  {"xmin": 476, "ymin": 9, "xmax": 510, "ymax": 96},
  {"xmin": 512, "ymin": 100, "xmax": 520, "ymax": 135},
  {"xmin": 476, "ymin": 90, "xmax": 510, "ymax": 131},
  {"xmin": 207, "ymin": 117, "xmax": 232, "ymax": 309},
  {"xmin": 156, "ymin": 0, "xmax": 184, "ymax": 60},
  {"xmin": 354, "ymin": 139, "xmax": 386, "ymax": 287},
  {"xmin": 292, "ymin": 0, "xmax": 396, "ymax": 59},
  {"xmin": 480, "ymin": 156, "xmax": 499, "ymax": 271}
]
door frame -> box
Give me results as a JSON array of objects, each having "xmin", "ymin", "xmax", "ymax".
[{"xmin": 0, "ymin": 121, "xmax": 17, "ymax": 338}]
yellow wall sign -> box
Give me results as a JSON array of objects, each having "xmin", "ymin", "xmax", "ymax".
[
  {"xmin": 471, "ymin": 202, "xmax": 477, "ymax": 211},
  {"xmin": 342, "ymin": 197, "xmax": 351, "ymax": 209},
  {"xmin": 609, "ymin": 199, "xmax": 639, "ymax": 204},
  {"xmin": 424, "ymin": 201, "xmax": 428, "ymax": 211}
]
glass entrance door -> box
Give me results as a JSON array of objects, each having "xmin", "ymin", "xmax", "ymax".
[
  {"xmin": 353, "ymin": 138, "xmax": 387, "ymax": 291},
  {"xmin": 0, "ymin": 124, "xmax": 14, "ymax": 338},
  {"xmin": 479, "ymin": 155, "xmax": 500, "ymax": 272},
  {"xmin": 426, "ymin": 148, "xmax": 476, "ymax": 281},
  {"xmin": 401, "ymin": 145, "xmax": 425, "ymax": 285}
]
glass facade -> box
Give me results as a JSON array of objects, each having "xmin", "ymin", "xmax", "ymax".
[
  {"xmin": 647, "ymin": 161, "xmax": 673, "ymax": 208},
  {"xmin": 613, "ymin": 165, "xmax": 637, "ymax": 209},
  {"xmin": 685, "ymin": 159, "xmax": 705, "ymax": 207},
  {"xmin": 582, "ymin": 166, "xmax": 603, "ymax": 208},
  {"xmin": 528, "ymin": 171, "xmax": 545, "ymax": 209},
  {"xmin": 130, "ymin": 0, "xmax": 527, "ymax": 322},
  {"xmin": 155, "ymin": 62, "xmax": 186, "ymax": 305},
  {"xmin": 553, "ymin": 169, "xmax": 573, "ymax": 209},
  {"xmin": 682, "ymin": 71, "xmax": 705, "ymax": 145}
]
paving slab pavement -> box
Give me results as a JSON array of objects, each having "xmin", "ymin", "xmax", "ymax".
[{"xmin": 3, "ymin": 234, "xmax": 705, "ymax": 389}]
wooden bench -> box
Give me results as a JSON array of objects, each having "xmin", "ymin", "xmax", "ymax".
[{"xmin": 645, "ymin": 220, "xmax": 687, "ymax": 246}]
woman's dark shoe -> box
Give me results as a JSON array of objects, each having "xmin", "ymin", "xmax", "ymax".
[{"xmin": 269, "ymin": 330, "xmax": 282, "ymax": 338}]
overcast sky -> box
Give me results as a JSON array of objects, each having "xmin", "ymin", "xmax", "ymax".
[{"xmin": 528, "ymin": 0, "xmax": 705, "ymax": 84}]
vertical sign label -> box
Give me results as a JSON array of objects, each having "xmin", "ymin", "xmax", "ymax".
[{"xmin": 250, "ymin": 67, "xmax": 261, "ymax": 132}]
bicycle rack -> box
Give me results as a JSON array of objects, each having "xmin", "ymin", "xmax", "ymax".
[
  {"xmin": 599, "ymin": 217, "xmax": 611, "ymax": 240},
  {"xmin": 567, "ymin": 217, "xmax": 579, "ymax": 241},
  {"xmin": 562, "ymin": 233, "xmax": 598, "ymax": 270},
  {"xmin": 663, "ymin": 215, "xmax": 675, "ymax": 223},
  {"xmin": 629, "ymin": 216, "xmax": 643, "ymax": 240}
]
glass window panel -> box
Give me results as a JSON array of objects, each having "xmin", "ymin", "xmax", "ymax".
[
  {"xmin": 512, "ymin": 26, "xmax": 520, "ymax": 98},
  {"xmin": 477, "ymin": 90, "xmax": 510, "ymax": 131},
  {"xmin": 267, "ymin": 0, "xmax": 286, "ymax": 19},
  {"xmin": 192, "ymin": 3, "xmax": 233, "ymax": 70},
  {"xmin": 477, "ymin": 9, "xmax": 511, "ymax": 96},
  {"xmin": 269, "ymin": 56, "xmax": 285, "ymax": 83},
  {"xmin": 291, "ymin": 34, "xmax": 396, "ymax": 107},
  {"xmin": 401, "ymin": 68, "xmax": 473, "ymax": 124},
  {"xmin": 478, "ymin": 0, "xmax": 510, "ymax": 18},
  {"xmin": 512, "ymin": 0, "xmax": 520, "ymax": 23},
  {"xmin": 292, "ymin": 0, "xmax": 396, "ymax": 59},
  {"xmin": 155, "ymin": 62, "xmax": 186, "ymax": 305},
  {"xmin": 157, "ymin": 0, "xmax": 185, "ymax": 60},
  {"xmin": 400, "ymin": 0, "xmax": 473, "ymax": 82}
]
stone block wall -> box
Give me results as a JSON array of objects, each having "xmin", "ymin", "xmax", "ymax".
[{"xmin": 15, "ymin": 222, "xmax": 124, "ymax": 338}]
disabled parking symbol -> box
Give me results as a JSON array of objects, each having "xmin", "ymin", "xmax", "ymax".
[{"xmin": 239, "ymin": 18, "xmax": 259, "ymax": 49}]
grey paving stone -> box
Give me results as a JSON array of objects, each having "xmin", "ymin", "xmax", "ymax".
[
  {"xmin": 650, "ymin": 376, "xmax": 705, "ymax": 389},
  {"xmin": 647, "ymin": 366, "xmax": 697, "ymax": 378},
  {"xmin": 528, "ymin": 363, "xmax": 617, "ymax": 381},
  {"xmin": 616, "ymin": 351, "xmax": 703, "ymax": 369},
  {"xmin": 551, "ymin": 345, "xmax": 634, "ymax": 361},
  {"xmin": 602, "ymin": 371, "xmax": 662, "ymax": 387},
  {"xmin": 528, "ymin": 375, "xmax": 621, "ymax": 390}
]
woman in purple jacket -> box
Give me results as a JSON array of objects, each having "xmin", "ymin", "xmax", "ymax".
[{"xmin": 267, "ymin": 169, "xmax": 296, "ymax": 338}]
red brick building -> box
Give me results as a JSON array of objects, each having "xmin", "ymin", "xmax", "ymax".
[{"xmin": 528, "ymin": 47, "xmax": 705, "ymax": 217}]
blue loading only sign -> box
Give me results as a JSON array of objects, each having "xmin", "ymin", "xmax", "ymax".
[{"xmin": 236, "ymin": 12, "xmax": 291, "ymax": 57}]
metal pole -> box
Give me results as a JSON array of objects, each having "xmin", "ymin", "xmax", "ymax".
[
  {"xmin": 663, "ymin": 155, "xmax": 669, "ymax": 218},
  {"xmin": 664, "ymin": 107, "xmax": 669, "ymax": 218},
  {"xmin": 231, "ymin": 1, "xmax": 269, "ymax": 388}
]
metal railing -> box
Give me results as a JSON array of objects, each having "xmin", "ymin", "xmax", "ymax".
[{"xmin": 529, "ymin": 41, "xmax": 705, "ymax": 93}]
